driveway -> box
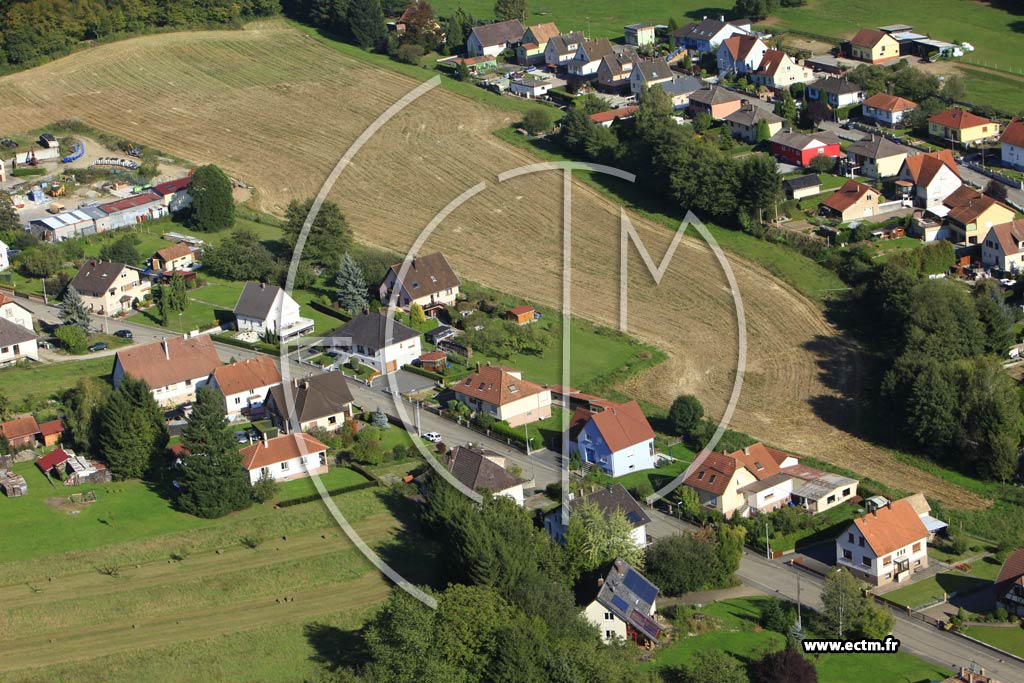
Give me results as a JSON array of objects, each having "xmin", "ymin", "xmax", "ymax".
[{"xmin": 378, "ymin": 369, "xmax": 437, "ymax": 395}]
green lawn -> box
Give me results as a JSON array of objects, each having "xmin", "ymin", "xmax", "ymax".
[
  {"xmin": 768, "ymin": 502, "xmax": 860, "ymax": 553},
  {"xmin": 960, "ymin": 67, "xmax": 1024, "ymax": 114},
  {"xmin": 0, "ymin": 356, "xmax": 112, "ymax": 405},
  {"xmin": 883, "ymin": 571, "xmax": 992, "ymax": 609},
  {"xmin": 870, "ymin": 237, "xmax": 924, "ymax": 261},
  {"xmin": 928, "ymin": 535, "xmax": 990, "ymax": 563},
  {"xmin": 649, "ymin": 597, "xmax": 950, "ymax": 682},
  {"xmin": 275, "ymin": 466, "xmax": 374, "ymax": 502},
  {"xmin": 962, "ymin": 624, "xmax": 1024, "ymax": 658},
  {"xmin": 614, "ymin": 453, "xmax": 694, "ymax": 496},
  {"xmin": 962, "ymin": 556, "xmax": 1004, "ymax": 581}
]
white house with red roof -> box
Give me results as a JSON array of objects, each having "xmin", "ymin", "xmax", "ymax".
[
  {"xmin": 835, "ymin": 497, "xmax": 929, "ymax": 586},
  {"xmin": 151, "ymin": 176, "xmax": 193, "ymax": 213},
  {"xmin": 982, "ymin": 219, "xmax": 1024, "ymax": 273},
  {"xmin": 1001, "ymin": 118, "xmax": 1024, "ymax": 171},
  {"xmin": 861, "ymin": 93, "xmax": 917, "ymax": 127},
  {"xmin": 208, "ymin": 355, "xmax": 282, "ymax": 422},
  {"xmin": 716, "ymin": 35, "xmax": 768, "ymax": 76},
  {"xmin": 239, "ymin": 432, "xmax": 329, "ymax": 484},
  {"xmin": 451, "ymin": 364, "xmax": 551, "ymax": 427},
  {"xmin": 568, "ymin": 400, "xmax": 656, "ymax": 477}
]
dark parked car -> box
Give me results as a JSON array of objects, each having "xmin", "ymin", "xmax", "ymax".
[
  {"xmin": 113, "ymin": 329, "xmax": 133, "ymax": 339},
  {"xmin": 88, "ymin": 342, "xmax": 108, "ymax": 352}
]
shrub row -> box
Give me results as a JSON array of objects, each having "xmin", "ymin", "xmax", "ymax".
[{"xmin": 276, "ymin": 480, "xmax": 378, "ymax": 508}]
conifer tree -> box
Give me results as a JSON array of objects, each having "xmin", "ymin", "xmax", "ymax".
[
  {"xmin": 99, "ymin": 376, "xmax": 168, "ymax": 479},
  {"xmin": 336, "ymin": 252, "xmax": 369, "ymax": 312},
  {"xmin": 59, "ymin": 285, "xmax": 91, "ymax": 333}
]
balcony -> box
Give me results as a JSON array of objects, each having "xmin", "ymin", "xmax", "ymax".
[{"xmin": 278, "ymin": 317, "xmax": 315, "ymax": 341}]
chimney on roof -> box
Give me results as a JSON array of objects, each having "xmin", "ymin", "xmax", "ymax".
[
  {"xmin": 702, "ymin": 15, "xmax": 706, "ymax": 20},
  {"xmin": 719, "ymin": 15, "xmax": 725, "ymax": 21},
  {"xmin": 262, "ymin": 431, "xmax": 268, "ymax": 446},
  {"xmin": 597, "ymin": 577, "xmax": 604, "ymax": 587},
  {"xmin": 476, "ymin": 361, "xmax": 481, "ymax": 372},
  {"xmin": 615, "ymin": 558, "xmax": 624, "ymax": 573},
  {"xmin": 886, "ymin": 501, "xmax": 892, "ymax": 510},
  {"xmin": 161, "ymin": 339, "xmax": 169, "ymax": 360}
]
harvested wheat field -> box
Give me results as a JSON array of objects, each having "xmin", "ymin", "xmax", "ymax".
[{"xmin": 0, "ymin": 21, "xmax": 984, "ymax": 508}]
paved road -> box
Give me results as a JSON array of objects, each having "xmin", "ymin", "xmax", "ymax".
[{"xmin": 19, "ymin": 296, "xmax": 1024, "ymax": 677}]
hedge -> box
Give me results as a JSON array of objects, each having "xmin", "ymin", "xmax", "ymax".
[
  {"xmin": 12, "ymin": 168, "xmax": 46, "ymax": 177},
  {"xmin": 401, "ymin": 363, "xmax": 444, "ymax": 383},
  {"xmin": 308, "ymin": 300, "xmax": 350, "ymax": 323},
  {"xmin": 485, "ymin": 419, "xmax": 540, "ymax": 450},
  {"xmin": 276, "ymin": 480, "xmax": 378, "ymax": 507},
  {"xmin": 211, "ymin": 333, "xmax": 278, "ymax": 355}
]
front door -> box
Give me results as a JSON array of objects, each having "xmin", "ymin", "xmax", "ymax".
[{"xmin": 385, "ymin": 360, "xmax": 397, "ymax": 373}]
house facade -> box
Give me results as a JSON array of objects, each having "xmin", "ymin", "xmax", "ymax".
[
  {"xmin": 582, "ymin": 559, "xmax": 661, "ymax": 647},
  {"xmin": 783, "ymin": 174, "xmax": 822, "ymax": 200},
  {"xmin": 861, "ymin": 93, "xmax": 917, "ymax": 127},
  {"xmin": 996, "ymin": 548, "xmax": 1024, "ymax": 617},
  {"xmin": 835, "ymin": 498, "xmax": 929, "ymax": 586},
  {"xmin": 466, "ymin": 19, "xmax": 525, "ymax": 57},
  {"xmin": 378, "ymin": 251, "xmax": 461, "ymax": 316},
  {"xmin": 68, "ymin": 260, "xmax": 151, "ymax": 316},
  {"xmin": 716, "ymin": 35, "xmax": 768, "ymax": 76},
  {"xmin": 820, "ymin": 179, "xmax": 879, "ymax": 222},
  {"xmin": 544, "ymin": 33, "xmax": 584, "ymax": 69},
  {"xmin": 98, "ymin": 192, "xmax": 167, "ymax": 230},
  {"xmin": 628, "ymin": 58, "xmax": 673, "ymax": 96},
  {"xmin": 151, "ymin": 176, "xmax": 193, "ymax": 213},
  {"xmin": 596, "ymin": 53, "xmax": 634, "ymax": 91},
  {"xmin": 850, "ymin": 29, "xmax": 900, "ymax": 63},
  {"xmin": 0, "ymin": 318, "xmax": 38, "ymax": 365},
  {"xmin": 233, "ymin": 282, "xmax": 313, "ymax": 342},
  {"xmin": 325, "ymin": 313, "xmax": 421, "ymax": 374},
  {"xmin": 1000, "ymin": 118, "xmax": 1024, "ymax": 170},
  {"xmin": 749, "ymin": 50, "xmax": 814, "ymax": 90},
  {"xmin": 567, "ymin": 39, "xmax": 616, "ymax": 77},
  {"xmin": 928, "ymin": 109, "xmax": 999, "ymax": 145},
  {"xmin": 688, "ymin": 86, "xmax": 743, "ymax": 120},
  {"xmin": 151, "ymin": 242, "xmax": 196, "ymax": 272},
  {"xmin": 723, "ymin": 104, "xmax": 784, "ymax": 143},
  {"xmin": 112, "ymin": 335, "xmax": 221, "ymax": 407},
  {"xmin": 265, "ymin": 373, "xmax": 355, "ymax": 434},
  {"xmin": 544, "ymin": 484, "xmax": 650, "ymax": 548},
  {"xmin": 568, "ymin": 400, "xmax": 656, "ymax": 478},
  {"xmin": 845, "ymin": 135, "xmax": 908, "ymax": 179},
  {"xmin": 451, "ymin": 364, "xmax": 552, "ymax": 427},
  {"xmin": 943, "ymin": 185, "xmax": 1015, "ymax": 245},
  {"xmin": 515, "ymin": 22, "xmax": 560, "ymax": 64},
  {"xmin": 806, "ymin": 77, "xmax": 865, "ymax": 108},
  {"xmin": 208, "ymin": 355, "xmax": 282, "ymax": 422},
  {"xmin": 0, "ymin": 293, "xmax": 34, "ymax": 332},
  {"xmin": 671, "ymin": 17, "xmax": 751, "ymax": 55},
  {"xmin": 445, "ymin": 445, "xmax": 526, "ymax": 505},
  {"xmin": 240, "ymin": 433, "xmax": 329, "ymax": 485},
  {"xmin": 770, "ymin": 130, "xmax": 842, "ymax": 167},
  {"xmin": 896, "ymin": 150, "xmax": 961, "ymax": 208},
  {"xmin": 982, "ymin": 220, "xmax": 1024, "ymax": 272}
]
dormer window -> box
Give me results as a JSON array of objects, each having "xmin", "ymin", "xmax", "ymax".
[
  {"xmin": 754, "ymin": 461, "xmax": 763, "ymax": 471},
  {"xmin": 697, "ymin": 471, "xmax": 705, "ymax": 480},
  {"xmin": 708, "ymin": 474, "xmax": 717, "ymax": 484},
  {"xmin": 430, "ymin": 276, "xmax": 437, "ymax": 283},
  {"xmin": 509, "ymin": 385, "xmax": 518, "ymax": 393},
  {"xmin": 411, "ymin": 282, "xmax": 419, "ymax": 289}
]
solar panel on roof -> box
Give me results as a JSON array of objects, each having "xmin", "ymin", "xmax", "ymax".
[
  {"xmin": 610, "ymin": 595, "xmax": 629, "ymax": 612},
  {"xmin": 623, "ymin": 570, "xmax": 658, "ymax": 605}
]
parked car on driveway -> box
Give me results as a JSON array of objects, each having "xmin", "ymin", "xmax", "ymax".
[
  {"xmin": 422, "ymin": 432, "xmax": 442, "ymax": 443},
  {"xmin": 88, "ymin": 342, "xmax": 107, "ymax": 352},
  {"xmin": 113, "ymin": 329, "xmax": 133, "ymax": 339}
]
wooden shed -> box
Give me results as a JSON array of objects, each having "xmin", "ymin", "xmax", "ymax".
[{"xmin": 506, "ymin": 305, "xmax": 536, "ymax": 325}]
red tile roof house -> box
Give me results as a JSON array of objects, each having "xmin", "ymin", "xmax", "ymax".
[
  {"xmin": 451, "ymin": 364, "xmax": 552, "ymax": 427},
  {"xmin": 239, "ymin": 432, "xmax": 329, "ymax": 485},
  {"xmin": 896, "ymin": 149, "xmax": 961, "ymax": 210},
  {"xmin": 151, "ymin": 242, "xmax": 196, "ymax": 273},
  {"xmin": 819, "ymin": 179, "xmax": 880, "ymax": 222},
  {"xmin": 1000, "ymin": 117, "xmax": 1024, "ymax": 171},
  {"xmin": 151, "ymin": 175, "xmax": 193, "ymax": 213},
  {"xmin": 207, "ymin": 355, "xmax": 282, "ymax": 422},
  {"xmin": 113, "ymin": 335, "xmax": 221, "ymax": 407},
  {"xmin": 835, "ymin": 498, "xmax": 929, "ymax": 586},
  {"xmin": 505, "ymin": 305, "xmax": 536, "ymax": 325},
  {"xmin": 589, "ymin": 106, "xmax": 639, "ymax": 128},
  {"xmin": 995, "ymin": 547, "xmax": 1024, "ymax": 617},
  {"xmin": 769, "ymin": 130, "xmax": 841, "ymax": 167},
  {"xmin": 861, "ymin": 92, "xmax": 917, "ymax": 128},
  {"xmin": 568, "ymin": 400, "xmax": 656, "ymax": 478},
  {"xmin": 0, "ymin": 414, "xmax": 40, "ymax": 448},
  {"xmin": 38, "ymin": 418, "xmax": 65, "ymax": 447}
]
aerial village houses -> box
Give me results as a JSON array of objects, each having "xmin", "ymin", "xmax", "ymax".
[
  {"xmin": 0, "ymin": 317, "xmax": 38, "ymax": 365},
  {"xmin": 861, "ymin": 93, "xmax": 918, "ymax": 127},
  {"xmin": 769, "ymin": 130, "xmax": 842, "ymax": 167},
  {"xmin": 545, "ymin": 483, "xmax": 651, "ymax": 547},
  {"xmin": 151, "ymin": 242, "xmax": 196, "ymax": 272},
  {"xmin": 629, "ymin": 58, "xmax": 673, "ymax": 96},
  {"xmin": 981, "ymin": 219, "xmax": 1024, "ymax": 272},
  {"xmin": 515, "ymin": 22, "xmax": 560, "ymax": 65},
  {"xmin": 783, "ymin": 174, "xmax": 822, "ymax": 200},
  {"xmin": 544, "ymin": 32, "xmax": 584, "ymax": 69},
  {"xmin": 0, "ymin": 415, "xmax": 40, "ymax": 449},
  {"xmin": 820, "ymin": 179, "xmax": 880, "ymax": 222},
  {"xmin": 240, "ymin": 432, "xmax": 329, "ymax": 485},
  {"xmin": 466, "ymin": 19, "xmax": 525, "ymax": 57},
  {"xmin": 1001, "ymin": 118, "xmax": 1024, "ymax": 170},
  {"xmin": 835, "ymin": 497, "xmax": 929, "ymax": 586},
  {"xmin": 589, "ymin": 107, "xmax": 639, "ymax": 128},
  {"xmin": 749, "ymin": 50, "xmax": 814, "ymax": 90},
  {"xmin": 568, "ymin": 400, "xmax": 657, "ymax": 478},
  {"xmin": 659, "ymin": 75, "xmax": 704, "ymax": 110},
  {"xmin": 716, "ymin": 35, "xmax": 768, "ymax": 76},
  {"xmin": 928, "ymin": 108, "xmax": 999, "ymax": 146},
  {"xmin": 897, "ymin": 150, "xmax": 961, "ymax": 209},
  {"xmin": 98, "ymin": 192, "xmax": 167, "ymax": 230},
  {"xmin": 624, "ymin": 23, "xmax": 656, "ymax": 47},
  {"xmin": 596, "ymin": 52, "xmax": 635, "ymax": 91},
  {"xmin": 688, "ymin": 86, "xmax": 743, "ymax": 120},
  {"xmin": 849, "ymin": 28, "xmax": 900, "ymax": 63},
  {"xmin": 682, "ymin": 442, "xmax": 857, "ymax": 518},
  {"xmin": 806, "ymin": 77, "xmax": 865, "ymax": 108},
  {"xmin": 845, "ymin": 135, "xmax": 908, "ymax": 179},
  {"xmin": 995, "ymin": 547, "xmax": 1024, "ymax": 617},
  {"xmin": 378, "ymin": 251, "xmax": 461, "ymax": 316},
  {"xmin": 723, "ymin": 104, "xmax": 783, "ymax": 144},
  {"xmin": 941, "ymin": 185, "xmax": 1015, "ymax": 245},
  {"xmin": 445, "ymin": 445, "xmax": 526, "ymax": 505},
  {"xmin": 326, "ymin": 313, "xmax": 421, "ymax": 374},
  {"xmin": 264, "ymin": 373, "xmax": 355, "ymax": 434},
  {"xmin": 151, "ymin": 176, "xmax": 193, "ymax": 212},
  {"xmin": 580, "ymin": 558, "xmax": 661, "ymax": 647},
  {"xmin": 671, "ymin": 16, "xmax": 751, "ymax": 55},
  {"xmin": 112, "ymin": 335, "xmax": 221, "ymax": 407},
  {"xmin": 233, "ymin": 282, "xmax": 314, "ymax": 342},
  {"xmin": 68, "ymin": 260, "xmax": 151, "ymax": 316},
  {"xmin": 208, "ymin": 355, "xmax": 282, "ymax": 422},
  {"xmin": 451, "ymin": 364, "xmax": 552, "ymax": 427},
  {"xmin": 567, "ymin": 38, "xmax": 617, "ymax": 78}
]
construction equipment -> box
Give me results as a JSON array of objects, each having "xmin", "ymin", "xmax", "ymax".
[{"xmin": 48, "ymin": 183, "xmax": 66, "ymax": 198}]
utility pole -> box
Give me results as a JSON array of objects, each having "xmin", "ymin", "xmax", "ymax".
[
  {"xmin": 415, "ymin": 401, "xmax": 421, "ymax": 436},
  {"xmin": 797, "ymin": 574, "xmax": 803, "ymax": 629},
  {"xmin": 524, "ymin": 422, "xmax": 531, "ymax": 456},
  {"xmin": 41, "ymin": 278, "xmax": 47, "ymax": 305},
  {"xmin": 765, "ymin": 522, "xmax": 771, "ymax": 560}
]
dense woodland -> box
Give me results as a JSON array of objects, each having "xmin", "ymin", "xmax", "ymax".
[{"xmin": 0, "ymin": 0, "xmax": 279, "ymax": 68}]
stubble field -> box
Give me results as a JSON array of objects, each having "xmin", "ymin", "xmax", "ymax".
[{"xmin": 0, "ymin": 21, "xmax": 983, "ymax": 507}]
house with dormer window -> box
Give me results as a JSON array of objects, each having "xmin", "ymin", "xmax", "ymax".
[{"xmin": 835, "ymin": 497, "xmax": 929, "ymax": 586}]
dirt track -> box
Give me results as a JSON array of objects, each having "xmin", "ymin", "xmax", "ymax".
[{"xmin": 0, "ymin": 22, "xmax": 985, "ymax": 508}]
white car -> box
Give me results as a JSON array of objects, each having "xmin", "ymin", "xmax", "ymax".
[{"xmin": 422, "ymin": 432, "xmax": 442, "ymax": 443}]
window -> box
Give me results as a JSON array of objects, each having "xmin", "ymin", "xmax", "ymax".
[
  {"xmin": 319, "ymin": 453, "xmax": 327, "ymax": 466},
  {"xmin": 185, "ymin": 379, "xmax": 192, "ymax": 387},
  {"xmin": 281, "ymin": 461, "xmax": 290, "ymax": 471},
  {"xmin": 605, "ymin": 630, "xmax": 614, "ymax": 640},
  {"xmin": 260, "ymin": 467, "xmax": 269, "ymax": 477},
  {"xmin": 884, "ymin": 556, "xmax": 892, "ymax": 566},
  {"xmin": 843, "ymin": 549, "xmax": 852, "ymax": 560},
  {"xmin": 604, "ymin": 612, "xmax": 614, "ymax": 621},
  {"xmin": 764, "ymin": 492, "xmax": 774, "ymax": 500},
  {"xmin": 847, "ymin": 533, "xmax": 854, "ymax": 543},
  {"xmin": 826, "ymin": 494, "xmax": 836, "ymax": 504},
  {"xmin": 842, "ymin": 488, "xmax": 851, "ymax": 496},
  {"xmin": 328, "ymin": 416, "xmax": 337, "ymax": 425},
  {"xmin": 708, "ymin": 474, "xmax": 717, "ymax": 484},
  {"xmin": 862, "ymin": 556, "xmax": 872, "ymax": 567},
  {"xmin": 912, "ymin": 542, "xmax": 921, "ymax": 553},
  {"xmin": 697, "ymin": 471, "xmax": 705, "ymax": 480},
  {"xmin": 858, "ymin": 536, "xmax": 865, "ymax": 547},
  {"xmin": 914, "ymin": 559, "xmax": 921, "ymax": 567},
  {"xmin": 235, "ymin": 397, "xmax": 241, "ymax": 404}
]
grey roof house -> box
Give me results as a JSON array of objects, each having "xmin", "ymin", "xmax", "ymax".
[
  {"xmin": 265, "ymin": 373, "xmax": 355, "ymax": 433},
  {"xmin": 324, "ymin": 313, "xmax": 423, "ymax": 374},
  {"xmin": 445, "ymin": 444, "xmax": 527, "ymax": 504},
  {"xmin": 580, "ymin": 558, "xmax": 662, "ymax": 645},
  {"xmin": 233, "ymin": 282, "xmax": 313, "ymax": 341}
]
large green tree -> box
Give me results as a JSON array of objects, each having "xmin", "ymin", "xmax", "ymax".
[
  {"xmin": 284, "ymin": 197, "xmax": 351, "ymax": 270},
  {"xmin": 177, "ymin": 386, "xmax": 252, "ymax": 517},
  {"xmin": 493, "ymin": 0, "xmax": 525, "ymax": 21},
  {"xmin": 563, "ymin": 499, "xmax": 644, "ymax": 578},
  {"xmin": 336, "ymin": 252, "xmax": 369, "ymax": 312},
  {"xmin": 188, "ymin": 164, "xmax": 235, "ymax": 232},
  {"xmin": 201, "ymin": 227, "xmax": 278, "ymax": 282},
  {"xmin": 347, "ymin": 0, "xmax": 386, "ymax": 49},
  {"xmin": 668, "ymin": 394, "xmax": 704, "ymax": 437},
  {"xmin": 58, "ymin": 285, "xmax": 91, "ymax": 333},
  {"xmin": 0, "ymin": 192, "xmax": 20, "ymax": 233},
  {"xmin": 99, "ymin": 375, "xmax": 168, "ymax": 479},
  {"xmin": 820, "ymin": 569, "xmax": 866, "ymax": 638},
  {"xmin": 683, "ymin": 650, "xmax": 749, "ymax": 683},
  {"xmin": 63, "ymin": 377, "xmax": 112, "ymax": 455}
]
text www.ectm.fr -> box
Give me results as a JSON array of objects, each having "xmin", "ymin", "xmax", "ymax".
[{"xmin": 802, "ymin": 636, "xmax": 901, "ymax": 654}]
